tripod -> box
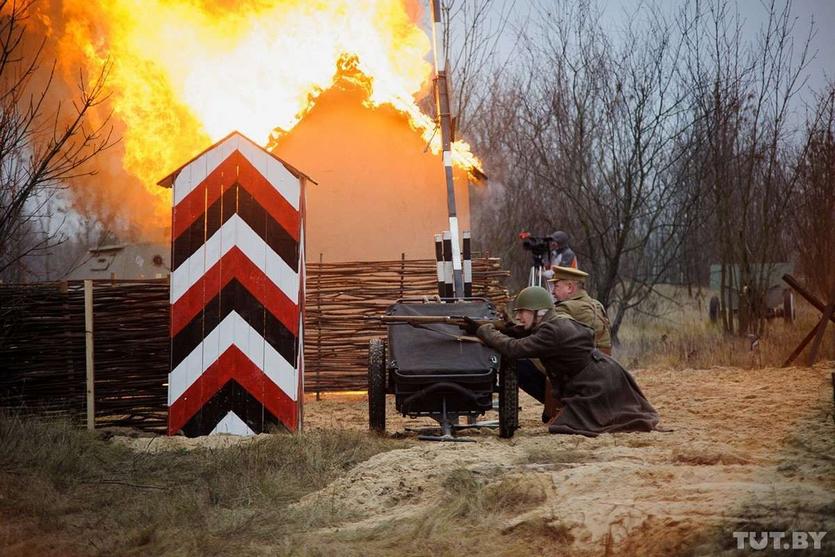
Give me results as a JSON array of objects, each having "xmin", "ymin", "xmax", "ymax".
[{"xmin": 528, "ymin": 253, "xmax": 548, "ymax": 287}]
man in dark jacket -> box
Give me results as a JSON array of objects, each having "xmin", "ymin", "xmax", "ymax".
[
  {"xmin": 461, "ymin": 286, "xmax": 658, "ymax": 436},
  {"xmin": 547, "ymin": 230, "xmax": 577, "ymax": 268}
]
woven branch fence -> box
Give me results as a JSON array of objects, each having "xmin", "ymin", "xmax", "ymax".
[
  {"xmin": 305, "ymin": 256, "xmax": 510, "ymax": 393},
  {"xmin": 0, "ymin": 280, "xmax": 169, "ymax": 431},
  {"xmin": 0, "ymin": 257, "xmax": 508, "ymax": 430}
]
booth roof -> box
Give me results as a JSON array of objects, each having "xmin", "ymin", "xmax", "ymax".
[{"xmin": 156, "ymin": 130, "xmax": 317, "ymax": 189}]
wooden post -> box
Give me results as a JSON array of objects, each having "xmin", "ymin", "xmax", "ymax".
[
  {"xmin": 462, "ymin": 231, "xmax": 472, "ymax": 297},
  {"xmin": 442, "ymin": 231, "xmax": 454, "ymax": 298},
  {"xmin": 84, "ymin": 280, "xmax": 94, "ymax": 431},
  {"xmin": 783, "ymin": 274, "xmax": 835, "ymax": 322},
  {"xmin": 807, "ymin": 293, "xmax": 835, "ymax": 367},
  {"xmin": 782, "ymin": 275, "xmax": 835, "ymax": 367},
  {"xmin": 316, "ymin": 253, "xmax": 323, "ymax": 401},
  {"xmin": 434, "ymin": 234, "xmax": 445, "ymax": 297},
  {"xmin": 783, "ymin": 326, "xmax": 818, "ymax": 367},
  {"xmin": 400, "ymin": 252, "xmax": 406, "ymax": 299}
]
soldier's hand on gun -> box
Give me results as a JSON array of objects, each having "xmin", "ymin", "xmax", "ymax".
[
  {"xmin": 500, "ymin": 323, "xmax": 528, "ymax": 338},
  {"xmin": 459, "ymin": 316, "xmax": 481, "ymax": 336}
]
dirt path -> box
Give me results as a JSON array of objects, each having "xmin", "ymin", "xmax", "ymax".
[{"xmin": 295, "ymin": 365, "xmax": 835, "ymax": 555}]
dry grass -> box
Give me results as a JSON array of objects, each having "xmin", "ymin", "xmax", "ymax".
[
  {"xmin": 440, "ymin": 468, "xmax": 547, "ymax": 518},
  {"xmin": 615, "ymin": 285, "xmax": 834, "ymax": 369},
  {"xmin": 0, "ymin": 414, "xmax": 404, "ymax": 556},
  {"xmin": 3, "ymin": 360, "xmax": 832, "ymax": 556}
]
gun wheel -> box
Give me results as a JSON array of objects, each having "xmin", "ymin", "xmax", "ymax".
[{"xmin": 368, "ymin": 338, "xmax": 387, "ymax": 433}]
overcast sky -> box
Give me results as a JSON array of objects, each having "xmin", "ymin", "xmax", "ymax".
[
  {"xmin": 594, "ymin": 0, "xmax": 835, "ymax": 94},
  {"xmin": 460, "ymin": 1, "xmax": 833, "ymax": 104}
]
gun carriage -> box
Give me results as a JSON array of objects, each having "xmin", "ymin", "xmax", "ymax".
[{"xmin": 367, "ymin": 298, "xmax": 519, "ymax": 441}]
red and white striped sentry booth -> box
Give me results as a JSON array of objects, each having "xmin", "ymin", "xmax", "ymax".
[{"xmin": 158, "ymin": 131, "xmax": 312, "ymax": 436}]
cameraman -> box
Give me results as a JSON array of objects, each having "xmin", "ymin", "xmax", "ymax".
[{"xmin": 547, "ymin": 231, "xmax": 577, "ymax": 269}]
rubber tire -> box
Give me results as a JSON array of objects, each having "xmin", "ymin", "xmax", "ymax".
[
  {"xmin": 783, "ymin": 291, "xmax": 795, "ymax": 323},
  {"xmin": 368, "ymin": 338, "xmax": 387, "ymax": 433},
  {"xmin": 498, "ymin": 358, "xmax": 519, "ymax": 439},
  {"xmin": 708, "ymin": 296, "xmax": 720, "ymax": 323}
]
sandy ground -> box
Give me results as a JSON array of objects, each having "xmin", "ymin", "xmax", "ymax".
[
  {"xmin": 302, "ymin": 364, "xmax": 835, "ymax": 554},
  {"xmin": 114, "ymin": 364, "xmax": 835, "ymax": 555}
]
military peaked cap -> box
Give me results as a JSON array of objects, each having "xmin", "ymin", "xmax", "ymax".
[{"xmin": 548, "ymin": 265, "xmax": 588, "ymax": 282}]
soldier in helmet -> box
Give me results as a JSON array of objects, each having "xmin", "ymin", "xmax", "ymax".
[{"xmin": 460, "ymin": 286, "xmax": 658, "ymax": 436}]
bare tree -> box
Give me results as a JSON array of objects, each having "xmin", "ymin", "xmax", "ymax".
[
  {"xmin": 681, "ymin": 0, "xmax": 815, "ymax": 335},
  {"xmin": 792, "ymin": 85, "xmax": 835, "ymax": 301},
  {"xmin": 471, "ymin": 2, "xmax": 699, "ymax": 343},
  {"xmin": 440, "ymin": 0, "xmax": 519, "ymax": 137},
  {"xmin": 0, "ymin": 0, "xmax": 114, "ymax": 282}
]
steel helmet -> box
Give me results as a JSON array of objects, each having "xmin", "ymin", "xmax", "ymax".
[{"xmin": 514, "ymin": 286, "xmax": 555, "ymax": 311}]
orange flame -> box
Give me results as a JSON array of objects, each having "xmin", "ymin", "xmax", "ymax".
[{"xmin": 49, "ymin": 0, "xmax": 480, "ymax": 228}]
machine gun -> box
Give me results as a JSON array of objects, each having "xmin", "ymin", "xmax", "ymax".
[
  {"xmin": 375, "ymin": 315, "xmax": 506, "ymax": 327},
  {"xmin": 365, "ymin": 315, "xmax": 506, "ymax": 342}
]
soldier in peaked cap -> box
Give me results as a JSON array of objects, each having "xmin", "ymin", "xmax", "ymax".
[{"xmin": 548, "ymin": 266, "xmax": 612, "ymax": 355}]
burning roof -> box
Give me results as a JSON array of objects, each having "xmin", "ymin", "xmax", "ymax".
[{"xmin": 28, "ymin": 0, "xmax": 483, "ymax": 235}]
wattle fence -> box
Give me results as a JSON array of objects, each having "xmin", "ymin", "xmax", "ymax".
[
  {"xmin": 0, "ymin": 257, "xmax": 508, "ymax": 431},
  {"xmin": 0, "ymin": 280, "xmax": 170, "ymax": 431}
]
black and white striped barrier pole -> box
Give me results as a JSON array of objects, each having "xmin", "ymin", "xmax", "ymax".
[
  {"xmin": 463, "ymin": 230, "xmax": 472, "ymax": 297},
  {"xmin": 430, "ymin": 0, "xmax": 465, "ymax": 298},
  {"xmin": 434, "ymin": 233, "xmax": 445, "ymax": 297},
  {"xmin": 442, "ymin": 231, "xmax": 454, "ymax": 298}
]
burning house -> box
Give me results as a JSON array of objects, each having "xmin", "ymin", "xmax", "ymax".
[
  {"xmin": 268, "ymin": 67, "xmax": 483, "ymax": 262},
  {"xmin": 11, "ymin": 1, "xmax": 503, "ymax": 435},
  {"xmin": 43, "ymin": 0, "xmax": 486, "ymax": 249}
]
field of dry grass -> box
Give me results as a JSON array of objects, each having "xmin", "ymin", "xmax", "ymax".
[
  {"xmin": 615, "ymin": 285, "xmax": 834, "ymax": 370},
  {"xmin": 0, "ymin": 417, "xmax": 404, "ymax": 556}
]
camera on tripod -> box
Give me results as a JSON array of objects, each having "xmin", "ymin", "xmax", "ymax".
[
  {"xmin": 519, "ymin": 231, "xmax": 552, "ymax": 262},
  {"xmin": 519, "ymin": 231, "xmax": 554, "ymax": 287}
]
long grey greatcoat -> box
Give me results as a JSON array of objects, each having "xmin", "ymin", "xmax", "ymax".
[{"xmin": 477, "ymin": 310, "xmax": 659, "ymax": 436}]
